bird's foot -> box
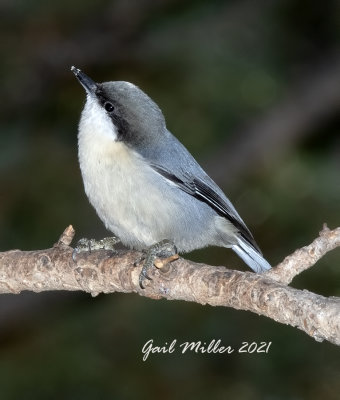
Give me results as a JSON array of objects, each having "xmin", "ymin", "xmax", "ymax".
[
  {"xmin": 72, "ymin": 236, "xmax": 120, "ymax": 261},
  {"xmin": 138, "ymin": 240, "xmax": 178, "ymax": 289}
]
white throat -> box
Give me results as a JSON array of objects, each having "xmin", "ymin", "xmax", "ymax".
[{"xmin": 79, "ymin": 95, "xmax": 118, "ymax": 142}]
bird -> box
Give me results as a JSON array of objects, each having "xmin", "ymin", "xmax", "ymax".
[{"xmin": 71, "ymin": 66, "xmax": 271, "ymax": 287}]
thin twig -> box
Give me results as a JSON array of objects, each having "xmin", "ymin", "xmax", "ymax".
[{"xmin": 265, "ymin": 224, "xmax": 340, "ymax": 284}]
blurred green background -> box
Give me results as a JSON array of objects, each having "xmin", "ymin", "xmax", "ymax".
[{"xmin": 1, "ymin": 0, "xmax": 340, "ymax": 399}]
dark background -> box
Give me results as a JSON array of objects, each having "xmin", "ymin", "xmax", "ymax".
[{"xmin": 1, "ymin": 0, "xmax": 340, "ymax": 399}]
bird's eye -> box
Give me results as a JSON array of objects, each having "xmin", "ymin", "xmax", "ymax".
[{"xmin": 104, "ymin": 102, "xmax": 114, "ymax": 112}]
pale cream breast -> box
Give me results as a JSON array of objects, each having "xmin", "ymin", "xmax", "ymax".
[{"xmin": 77, "ymin": 96, "xmax": 176, "ymax": 246}]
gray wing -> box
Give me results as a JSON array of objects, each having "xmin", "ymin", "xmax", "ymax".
[
  {"xmin": 150, "ymin": 138, "xmax": 261, "ymax": 254},
  {"xmin": 150, "ymin": 164, "xmax": 260, "ymax": 253},
  {"xmin": 144, "ymin": 131, "xmax": 261, "ymax": 253}
]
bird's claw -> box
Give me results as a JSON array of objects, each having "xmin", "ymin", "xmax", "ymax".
[{"xmin": 137, "ymin": 240, "xmax": 177, "ymax": 289}]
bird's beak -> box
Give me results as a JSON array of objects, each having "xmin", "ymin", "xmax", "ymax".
[{"xmin": 71, "ymin": 66, "xmax": 98, "ymax": 95}]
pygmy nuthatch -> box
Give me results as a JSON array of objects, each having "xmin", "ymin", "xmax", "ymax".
[{"xmin": 71, "ymin": 66, "xmax": 271, "ymax": 287}]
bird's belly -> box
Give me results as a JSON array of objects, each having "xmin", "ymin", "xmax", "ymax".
[{"xmin": 79, "ymin": 139, "xmax": 214, "ymax": 251}]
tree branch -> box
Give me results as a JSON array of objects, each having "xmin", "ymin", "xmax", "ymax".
[{"xmin": 0, "ymin": 225, "xmax": 339, "ymax": 345}]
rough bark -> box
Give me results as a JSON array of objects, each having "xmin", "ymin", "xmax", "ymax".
[{"xmin": 0, "ymin": 225, "xmax": 339, "ymax": 345}]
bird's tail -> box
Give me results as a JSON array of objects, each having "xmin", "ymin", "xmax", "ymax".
[{"xmin": 232, "ymin": 236, "xmax": 271, "ymax": 273}]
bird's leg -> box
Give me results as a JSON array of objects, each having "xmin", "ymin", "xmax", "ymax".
[
  {"xmin": 72, "ymin": 236, "xmax": 120, "ymax": 261},
  {"xmin": 138, "ymin": 240, "xmax": 178, "ymax": 289}
]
